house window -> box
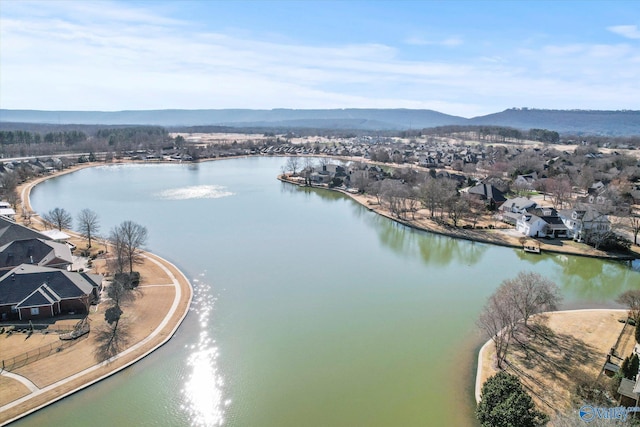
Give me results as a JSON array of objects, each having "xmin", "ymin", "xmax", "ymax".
[{"xmin": 30, "ymin": 307, "xmax": 39, "ymax": 316}]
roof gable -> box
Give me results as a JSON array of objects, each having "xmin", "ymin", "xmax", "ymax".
[
  {"xmin": 0, "ymin": 217, "xmax": 51, "ymax": 247},
  {"xmin": 468, "ymin": 183, "xmax": 506, "ymax": 203},
  {"xmin": 0, "ymin": 264, "xmax": 101, "ymax": 306},
  {"xmin": 0, "ymin": 238, "xmax": 72, "ymax": 269}
]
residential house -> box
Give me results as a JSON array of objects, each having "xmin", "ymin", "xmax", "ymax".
[
  {"xmin": 0, "ymin": 238, "xmax": 73, "ymax": 271},
  {"xmin": 581, "ymin": 181, "xmax": 612, "ymax": 206},
  {"xmin": 0, "ymin": 201, "xmax": 16, "ymax": 220},
  {"xmin": 435, "ymin": 170, "xmax": 466, "ymax": 185},
  {"xmin": 559, "ymin": 204, "xmax": 611, "ymax": 242},
  {"xmin": 0, "ymin": 216, "xmax": 51, "ymax": 247},
  {"xmin": 516, "ymin": 207, "xmax": 569, "ymax": 239},
  {"xmin": 500, "ymin": 197, "xmax": 538, "ymax": 225},
  {"xmin": 309, "ymin": 171, "xmax": 331, "ymax": 184},
  {"xmin": 0, "ymin": 264, "xmax": 102, "ymax": 321},
  {"xmin": 501, "ymin": 197, "xmax": 538, "ymax": 214},
  {"xmin": 618, "ymin": 378, "xmax": 640, "ymax": 407},
  {"xmin": 466, "ymin": 183, "xmax": 507, "ymax": 210},
  {"xmin": 514, "ymin": 172, "xmax": 538, "ymax": 190}
]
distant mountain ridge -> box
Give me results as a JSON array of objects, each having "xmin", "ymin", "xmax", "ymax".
[{"xmin": 1, "ymin": 108, "xmax": 638, "ymax": 136}]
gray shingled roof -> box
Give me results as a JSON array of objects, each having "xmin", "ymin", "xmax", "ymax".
[
  {"xmin": 16, "ymin": 284, "xmax": 62, "ymax": 309},
  {"xmin": 0, "ymin": 238, "xmax": 72, "ymax": 270},
  {"xmin": 0, "ymin": 264, "xmax": 102, "ymax": 308},
  {"xmin": 468, "ymin": 183, "xmax": 507, "ymax": 203},
  {"xmin": 0, "ymin": 217, "xmax": 51, "ymax": 247}
]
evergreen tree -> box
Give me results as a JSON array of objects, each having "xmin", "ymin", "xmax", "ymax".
[
  {"xmin": 621, "ymin": 356, "xmax": 631, "ymax": 379},
  {"xmin": 630, "ymin": 354, "xmax": 639, "ymax": 380},
  {"xmin": 477, "ymin": 371, "xmax": 548, "ymax": 427}
]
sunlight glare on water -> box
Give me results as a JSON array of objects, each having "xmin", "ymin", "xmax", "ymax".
[
  {"xmin": 157, "ymin": 185, "xmax": 234, "ymax": 200},
  {"xmin": 182, "ymin": 275, "xmax": 228, "ymax": 426}
]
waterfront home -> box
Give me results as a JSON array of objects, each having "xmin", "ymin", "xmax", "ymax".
[
  {"xmin": 466, "ymin": 183, "xmax": 507, "ymax": 210},
  {"xmin": 0, "ymin": 238, "xmax": 73, "ymax": 271},
  {"xmin": 559, "ymin": 204, "xmax": 611, "ymax": 242},
  {"xmin": 499, "ymin": 197, "xmax": 538, "ymax": 225},
  {"xmin": 0, "ymin": 264, "xmax": 102, "ymax": 321},
  {"xmin": 0, "ymin": 216, "xmax": 51, "ymax": 247},
  {"xmin": 0, "ymin": 201, "xmax": 16, "ymax": 220},
  {"xmin": 516, "ymin": 207, "xmax": 569, "ymax": 239}
]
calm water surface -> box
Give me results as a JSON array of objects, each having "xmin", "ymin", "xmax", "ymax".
[{"xmin": 17, "ymin": 157, "xmax": 640, "ymax": 427}]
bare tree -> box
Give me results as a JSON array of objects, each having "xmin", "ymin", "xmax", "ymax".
[
  {"xmin": 302, "ymin": 157, "xmax": 315, "ymax": 186},
  {"xmin": 617, "ymin": 290, "xmax": 640, "ymax": 322},
  {"xmin": 418, "ymin": 178, "xmax": 440, "ymax": 218},
  {"xmin": 366, "ymin": 180, "xmax": 383, "ymax": 204},
  {"xmin": 406, "ymin": 187, "xmax": 421, "ymax": 220},
  {"xmin": 0, "ymin": 173, "xmax": 18, "ymax": 201},
  {"xmin": 42, "ymin": 207, "xmax": 73, "ymax": 231},
  {"xmin": 5, "ymin": 190, "xmax": 19, "ymax": 210},
  {"xmin": 502, "ymin": 271, "xmax": 562, "ymax": 328},
  {"xmin": 285, "ymin": 157, "xmax": 300, "ymax": 175},
  {"xmin": 107, "ymin": 275, "xmax": 136, "ymax": 307},
  {"xmin": 351, "ymin": 170, "xmax": 371, "ymax": 193},
  {"xmin": 77, "ymin": 208, "xmax": 100, "ymax": 248},
  {"xmin": 110, "ymin": 220, "xmax": 148, "ymax": 274},
  {"xmin": 478, "ymin": 272, "xmax": 561, "ymax": 368},
  {"xmin": 628, "ymin": 214, "xmax": 640, "ymax": 246},
  {"xmin": 93, "ymin": 318, "xmax": 130, "ymax": 362},
  {"xmin": 107, "ymin": 230, "xmax": 127, "ymax": 274},
  {"xmin": 464, "ymin": 193, "xmax": 485, "ymax": 228},
  {"xmin": 547, "ymin": 176, "xmax": 572, "ymax": 209},
  {"xmin": 418, "ymin": 177, "xmax": 458, "ymax": 219},
  {"xmin": 447, "ymin": 196, "xmax": 469, "ymax": 228},
  {"xmin": 477, "ymin": 291, "xmax": 518, "ymax": 369},
  {"xmin": 381, "ymin": 179, "xmax": 408, "ymax": 218}
]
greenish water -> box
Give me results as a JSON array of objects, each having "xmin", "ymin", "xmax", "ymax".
[{"xmin": 15, "ymin": 157, "xmax": 640, "ymax": 427}]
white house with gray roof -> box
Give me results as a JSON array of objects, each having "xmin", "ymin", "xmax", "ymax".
[{"xmin": 559, "ymin": 204, "xmax": 611, "ymax": 242}]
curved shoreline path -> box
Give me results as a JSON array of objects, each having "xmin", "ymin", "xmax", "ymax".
[{"xmin": 0, "ymin": 164, "xmax": 194, "ymax": 426}]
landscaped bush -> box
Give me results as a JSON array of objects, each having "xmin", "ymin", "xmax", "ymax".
[{"xmin": 114, "ymin": 271, "xmax": 141, "ymax": 289}]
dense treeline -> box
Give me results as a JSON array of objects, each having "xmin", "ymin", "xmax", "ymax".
[
  {"xmin": 169, "ymin": 125, "xmax": 380, "ymax": 139},
  {"xmin": 0, "ymin": 125, "xmax": 169, "ymax": 158},
  {"xmin": 417, "ymin": 125, "xmax": 561, "ymax": 143},
  {"xmin": 0, "ymin": 130, "xmax": 42, "ymax": 144},
  {"xmin": 0, "ymin": 126, "xmax": 166, "ymax": 147},
  {"xmin": 95, "ymin": 126, "xmax": 167, "ymax": 145},
  {"xmin": 0, "ymin": 130, "xmax": 86, "ymax": 145},
  {"xmin": 528, "ymin": 128, "xmax": 560, "ymax": 143}
]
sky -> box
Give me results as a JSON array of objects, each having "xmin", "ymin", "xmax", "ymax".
[{"xmin": 0, "ymin": 0, "xmax": 639, "ymax": 117}]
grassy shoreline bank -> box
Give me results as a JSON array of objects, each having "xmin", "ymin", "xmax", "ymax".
[{"xmin": 278, "ymin": 175, "xmax": 639, "ymax": 261}]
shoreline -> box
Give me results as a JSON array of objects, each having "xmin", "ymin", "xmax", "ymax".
[
  {"xmin": 277, "ymin": 176, "xmax": 639, "ymax": 261},
  {"xmin": 475, "ymin": 309, "xmax": 628, "ymax": 417},
  {"xmin": 0, "ymin": 163, "xmax": 194, "ymax": 425},
  {"xmin": 2, "ymin": 157, "xmax": 635, "ymax": 423}
]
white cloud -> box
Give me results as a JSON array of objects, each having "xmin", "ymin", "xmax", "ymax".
[
  {"xmin": 0, "ymin": 1, "xmax": 638, "ymax": 117},
  {"xmin": 608, "ymin": 25, "xmax": 640, "ymax": 39}
]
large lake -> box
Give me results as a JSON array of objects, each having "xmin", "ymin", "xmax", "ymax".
[{"xmin": 18, "ymin": 157, "xmax": 640, "ymax": 426}]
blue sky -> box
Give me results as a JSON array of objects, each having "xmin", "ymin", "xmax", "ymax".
[{"xmin": 0, "ymin": 0, "xmax": 638, "ymax": 117}]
